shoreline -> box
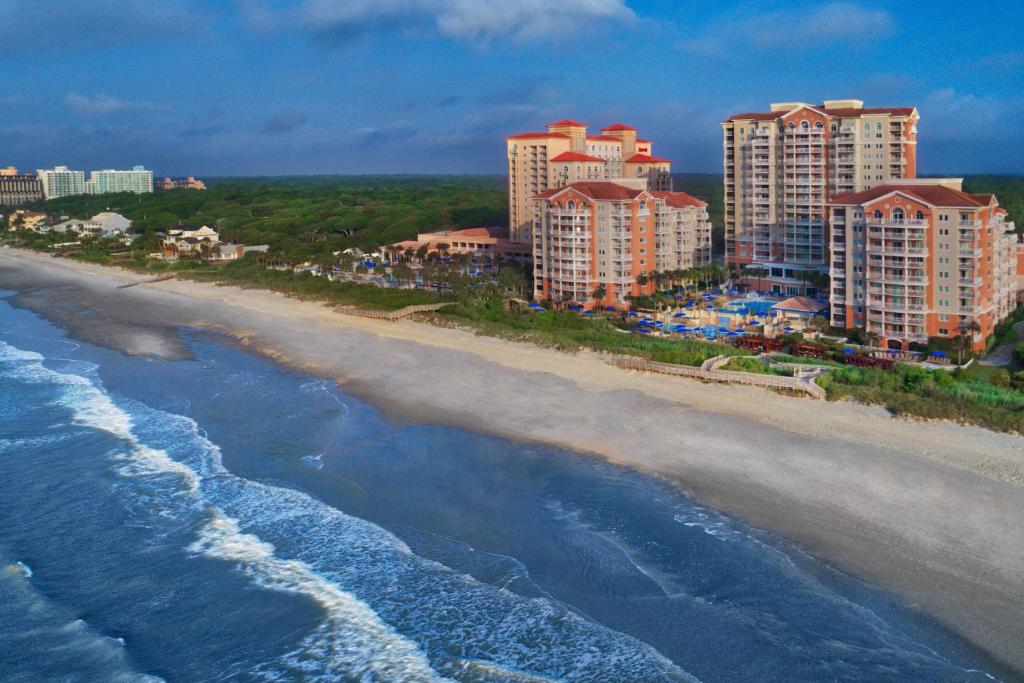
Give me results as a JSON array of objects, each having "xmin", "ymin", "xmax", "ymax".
[{"xmin": 2, "ymin": 247, "xmax": 1023, "ymax": 676}]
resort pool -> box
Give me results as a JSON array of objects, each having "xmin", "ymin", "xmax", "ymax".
[{"xmin": 724, "ymin": 299, "xmax": 776, "ymax": 316}]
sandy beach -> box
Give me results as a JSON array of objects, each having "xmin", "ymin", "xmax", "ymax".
[{"xmin": 2, "ymin": 247, "xmax": 1023, "ymax": 676}]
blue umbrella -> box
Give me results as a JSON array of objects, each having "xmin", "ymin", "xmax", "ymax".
[
  {"xmin": 583, "ymin": 310, "xmax": 594, "ymax": 315},
  {"xmin": 628, "ymin": 311, "xmax": 638, "ymax": 317},
  {"xmin": 528, "ymin": 301, "xmax": 540, "ymax": 308},
  {"xmin": 784, "ymin": 326, "xmax": 794, "ymax": 332},
  {"xmin": 930, "ymin": 350, "xmax": 947, "ymax": 358},
  {"xmin": 673, "ymin": 312, "xmax": 686, "ymax": 318},
  {"xmin": 675, "ymin": 295, "xmax": 684, "ymax": 300},
  {"xmin": 605, "ymin": 306, "xmax": 617, "ymax": 312},
  {"xmin": 843, "ymin": 348, "xmax": 855, "ymax": 355},
  {"xmin": 747, "ymin": 321, "xmax": 759, "ymax": 326}
]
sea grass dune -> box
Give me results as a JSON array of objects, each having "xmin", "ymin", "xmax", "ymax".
[{"xmin": 2, "ymin": 247, "xmax": 1024, "ymax": 677}]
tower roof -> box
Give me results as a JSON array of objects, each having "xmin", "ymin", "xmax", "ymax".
[
  {"xmin": 547, "ymin": 119, "xmax": 587, "ymax": 128},
  {"xmin": 601, "ymin": 123, "xmax": 638, "ymax": 132}
]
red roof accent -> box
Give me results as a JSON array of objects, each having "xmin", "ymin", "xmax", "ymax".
[
  {"xmin": 506, "ymin": 132, "xmax": 570, "ymax": 139},
  {"xmin": 830, "ymin": 184, "xmax": 990, "ymax": 208},
  {"xmin": 550, "ymin": 151, "xmax": 605, "ymax": 163},
  {"xmin": 724, "ymin": 106, "xmax": 915, "ymax": 123},
  {"xmin": 586, "ymin": 135, "xmax": 622, "ymax": 142},
  {"xmin": 547, "ymin": 119, "xmax": 587, "ymax": 128},
  {"xmin": 636, "ymin": 138, "xmax": 652, "ymax": 143},
  {"xmin": 601, "ymin": 123, "xmax": 638, "ymax": 132},
  {"xmin": 536, "ymin": 182, "xmax": 644, "ymax": 201},
  {"xmin": 625, "ymin": 153, "xmax": 671, "ymax": 164},
  {"xmin": 650, "ymin": 191, "xmax": 706, "ymax": 208}
]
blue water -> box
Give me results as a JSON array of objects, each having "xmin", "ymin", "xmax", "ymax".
[{"xmin": 0, "ymin": 293, "xmax": 1011, "ymax": 682}]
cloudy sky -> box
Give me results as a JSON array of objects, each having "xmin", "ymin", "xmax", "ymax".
[{"xmin": 1, "ymin": 0, "xmax": 1021, "ymax": 176}]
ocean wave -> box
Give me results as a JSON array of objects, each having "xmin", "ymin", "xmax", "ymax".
[{"xmin": 1, "ymin": 338, "xmax": 697, "ymax": 682}]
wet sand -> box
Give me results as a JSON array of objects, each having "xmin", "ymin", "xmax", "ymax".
[{"xmin": 2, "ymin": 247, "xmax": 1023, "ymax": 676}]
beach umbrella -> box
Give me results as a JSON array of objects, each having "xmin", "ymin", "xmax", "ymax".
[
  {"xmin": 784, "ymin": 326, "xmax": 794, "ymax": 332},
  {"xmin": 746, "ymin": 321, "xmax": 759, "ymax": 326},
  {"xmin": 843, "ymin": 348, "xmax": 855, "ymax": 355},
  {"xmin": 583, "ymin": 310, "xmax": 594, "ymax": 315},
  {"xmin": 673, "ymin": 312, "xmax": 686, "ymax": 318},
  {"xmin": 628, "ymin": 311, "xmax": 638, "ymax": 317},
  {"xmin": 675, "ymin": 295, "xmax": 684, "ymax": 300},
  {"xmin": 605, "ymin": 306, "xmax": 617, "ymax": 312},
  {"xmin": 528, "ymin": 301, "xmax": 540, "ymax": 308},
  {"xmin": 534, "ymin": 307, "xmax": 546, "ymax": 312},
  {"xmin": 930, "ymin": 350, "xmax": 947, "ymax": 358}
]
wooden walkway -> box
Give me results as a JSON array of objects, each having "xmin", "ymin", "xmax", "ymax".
[
  {"xmin": 607, "ymin": 355, "xmax": 826, "ymax": 399},
  {"xmin": 116, "ymin": 274, "xmax": 176, "ymax": 289},
  {"xmin": 335, "ymin": 302, "xmax": 448, "ymax": 321}
]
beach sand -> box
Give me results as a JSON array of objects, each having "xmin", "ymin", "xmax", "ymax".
[{"xmin": 3, "ymin": 247, "xmax": 1023, "ymax": 676}]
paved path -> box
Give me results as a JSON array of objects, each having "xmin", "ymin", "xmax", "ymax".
[{"xmin": 979, "ymin": 320, "xmax": 1024, "ymax": 366}]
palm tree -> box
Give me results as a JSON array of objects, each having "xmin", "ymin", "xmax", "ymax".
[
  {"xmin": 957, "ymin": 319, "xmax": 982, "ymax": 364},
  {"xmin": 591, "ymin": 283, "xmax": 607, "ymax": 311}
]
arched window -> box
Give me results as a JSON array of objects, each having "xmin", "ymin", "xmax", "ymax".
[
  {"xmin": 876, "ymin": 122, "xmax": 883, "ymax": 130},
  {"xmin": 639, "ymin": 200, "xmax": 647, "ymax": 210},
  {"xmin": 892, "ymin": 208, "xmax": 904, "ymax": 221},
  {"xmin": 801, "ymin": 120, "xmax": 809, "ymax": 130},
  {"xmin": 563, "ymin": 166, "xmax": 569, "ymax": 174},
  {"xmin": 787, "ymin": 122, "xmax": 795, "ymax": 130},
  {"xmin": 864, "ymin": 123, "xmax": 871, "ymax": 131},
  {"xmin": 916, "ymin": 211, "xmax": 925, "ymax": 220},
  {"xmin": 566, "ymin": 200, "xmax": 575, "ymax": 211},
  {"xmin": 636, "ymin": 167, "xmax": 644, "ymax": 177},
  {"xmin": 815, "ymin": 121, "xmax": 824, "ymax": 129},
  {"xmin": 830, "ymin": 124, "xmax": 837, "ymax": 132},
  {"xmin": 873, "ymin": 210, "xmax": 883, "ymax": 219}
]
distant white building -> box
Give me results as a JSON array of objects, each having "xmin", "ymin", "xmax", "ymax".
[
  {"xmin": 215, "ymin": 243, "xmax": 269, "ymax": 261},
  {"xmin": 47, "ymin": 211, "xmax": 132, "ymax": 238},
  {"xmin": 37, "ymin": 166, "xmax": 86, "ymax": 199},
  {"xmin": 162, "ymin": 224, "xmax": 221, "ymax": 258},
  {"xmin": 86, "ymin": 166, "xmax": 153, "ymax": 194}
]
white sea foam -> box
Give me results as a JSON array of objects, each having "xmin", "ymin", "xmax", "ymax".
[
  {"xmin": 1, "ymin": 338, "xmax": 699, "ymax": 682},
  {"xmin": 190, "ymin": 510, "xmax": 444, "ymax": 682},
  {"xmin": 14, "ymin": 561, "xmax": 33, "ymax": 578}
]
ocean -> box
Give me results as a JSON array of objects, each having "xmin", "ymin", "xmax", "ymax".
[{"xmin": 0, "ymin": 291, "xmax": 1007, "ymax": 682}]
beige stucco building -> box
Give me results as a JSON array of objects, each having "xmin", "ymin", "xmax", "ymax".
[
  {"xmin": 829, "ymin": 181, "xmax": 1017, "ymax": 351},
  {"xmin": 722, "ymin": 99, "xmax": 919, "ymax": 295},
  {"xmin": 506, "ymin": 120, "xmax": 671, "ymax": 244},
  {"xmin": 532, "ymin": 181, "xmax": 711, "ymax": 308}
]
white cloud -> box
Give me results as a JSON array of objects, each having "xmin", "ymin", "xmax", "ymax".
[
  {"xmin": 296, "ymin": 0, "xmax": 635, "ymax": 44},
  {"xmin": 65, "ymin": 93, "xmax": 163, "ymax": 117},
  {"xmin": 920, "ymin": 88, "xmax": 1007, "ymax": 141},
  {"xmin": 680, "ymin": 2, "xmax": 893, "ymax": 57}
]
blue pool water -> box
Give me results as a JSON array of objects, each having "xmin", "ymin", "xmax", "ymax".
[{"xmin": 0, "ymin": 293, "xmax": 1011, "ymax": 682}]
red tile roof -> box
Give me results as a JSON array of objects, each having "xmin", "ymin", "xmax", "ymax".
[
  {"xmin": 651, "ymin": 191, "xmax": 706, "ymax": 208},
  {"xmin": 724, "ymin": 106, "xmax": 915, "ymax": 123},
  {"xmin": 586, "ymin": 135, "xmax": 622, "ymax": 142},
  {"xmin": 536, "ymin": 182, "xmax": 644, "ymax": 201},
  {"xmin": 601, "ymin": 123, "xmax": 637, "ymax": 131},
  {"xmin": 636, "ymin": 138, "xmax": 652, "ymax": 143},
  {"xmin": 830, "ymin": 184, "xmax": 989, "ymax": 208},
  {"xmin": 625, "ymin": 153, "xmax": 671, "ymax": 164},
  {"xmin": 550, "ymin": 151, "xmax": 606, "ymax": 163},
  {"xmin": 506, "ymin": 132, "xmax": 570, "ymax": 139},
  {"xmin": 547, "ymin": 119, "xmax": 587, "ymax": 128},
  {"xmin": 772, "ymin": 296, "xmax": 828, "ymax": 314}
]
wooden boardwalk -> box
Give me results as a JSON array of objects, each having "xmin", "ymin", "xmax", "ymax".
[
  {"xmin": 335, "ymin": 302, "xmax": 448, "ymax": 321},
  {"xmin": 607, "ymin": 355, "xmax": 826, "ymax": 399}
]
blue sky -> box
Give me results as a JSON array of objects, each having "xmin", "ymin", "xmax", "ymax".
[{"xmin": 1, "ymin": 0, "xmax": 1021, "ymax": 176}]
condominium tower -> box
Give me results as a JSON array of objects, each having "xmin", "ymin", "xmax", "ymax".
[
  {"xmin": 507, "ymin": 120, "xmax": 671, "ymax": 243},
  {"xmin": 86, "ymin": 166, "xmax": 154, "ymax": 194},
  {"xmin": 37, "ymin": 165, "xmax": 86, "ymax": 199},
  {"xmin": 0, "ymin": 166, "xmax": 43, "ymax": 206},
  {"xmin": 532, "ymin": 181, "xmax": 711, "ymax": 307},
  {"xmin": 722, "ymin": 99, "xmax": 919, "ymax": 295},
  {"xmin": 829, "ymin": 180, "xmax": 1017, "ymax": 351}
]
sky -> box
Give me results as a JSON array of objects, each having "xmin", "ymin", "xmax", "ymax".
[{"xmin": 1, "ymin": 0, "xmax": 1021, "ymax": 176}]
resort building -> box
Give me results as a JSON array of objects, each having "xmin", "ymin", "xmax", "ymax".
[
  {"xmin": 722, "ymin": 99, "xmax": 919, "ymax": 295},
  {"xmin": 532, "ymin": 181, "xmax": 712, "ymax": 308},
  {"xmin": 161, "ymin": 224, "xmax": 221, "ymax": 258},
  {"xmin": 387, "ymin": 226, "xmax": 532, "ymax": 263},
  {"xmin": 161, "ymin": 176, "xmax": 207, "ymax": 191},
  {"xmin": 828, "ymin": 181, "xmax": 1017, "ymax": 351},
  {"xmin": 86, "ymin": 166, "xmax": 153, "ymax": 194},
  {"xmin": 48, "ymin": 211, "xmax": 133, "ymax": 238},
  {"xmin": 5, "ymin": 209, "xmax": 48, "ymax": 231},
  {"xmin": 37, "ymin": 166, "xmax": 86, "ymax": 199},
  {"xmin": 0, "ymin": 167, "xmax": 43, "ymax": 206},
  {"xmin": 506, "ymin": 120, "xmax": 671, "ymax": 243}
]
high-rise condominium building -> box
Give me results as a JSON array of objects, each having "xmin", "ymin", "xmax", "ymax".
[
  {"xmin": 722, "ymin": 99, "xmax": 919, "ymax": 296},
  {"xmin": 86, "ymin": 166, "xmax": 153, "ymax": 194},
  {"xmin": 532, "ymin": 181, "xmax": 711, "ymax": 307},
  {"xmin": 37, "ymin": 166, "xmax": 86, "ymax": 199},
  {"xmin": 0, "ymin": 166, "xmax": 43, "ymax": 206},
  {"xmin": 507, "ymin": 120, "xmax": 671, "ymax": 244},
  {"xmin": 828, "ymin": 180, "xmax": 1017, "ymax": 351}
]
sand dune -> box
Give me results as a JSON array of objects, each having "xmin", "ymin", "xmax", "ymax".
[{"xmin": 2, "ymin": 247, "xmax": 1022, "ymax": 677}]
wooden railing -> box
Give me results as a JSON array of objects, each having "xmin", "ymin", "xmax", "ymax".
[
  {"xmin": 335, "ymin": 302, "xmax": 448, "ymax": 321},
  {"xmin": 607, "ymin": 355, "xmax": 826, "ymax": 399}
]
